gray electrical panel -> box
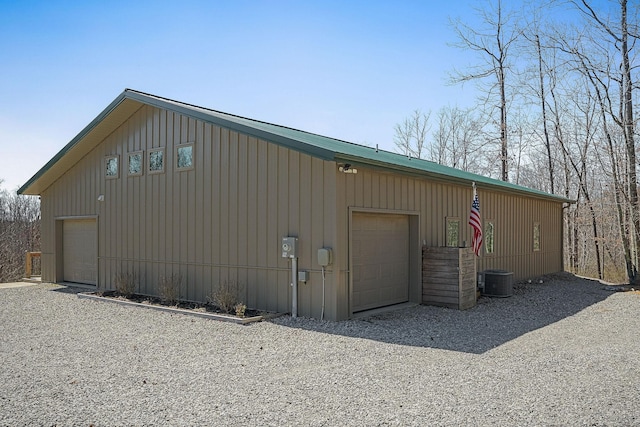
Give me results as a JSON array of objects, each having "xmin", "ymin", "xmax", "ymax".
[
  {"xmin": 281, "ymin": 237, "xmax": 298, "ymax": 258},
  {"xmin": 317, "ymin": 248, "xmax": 332, "ymax": 266},
  {"xmin": 298, "ymin": 271, "xmax": 309, "ymax": 283}
]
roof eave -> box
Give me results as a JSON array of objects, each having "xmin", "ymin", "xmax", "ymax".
[
  {"xmin": 18, "ymin": 88, "xmax": 573, "ymax": 206},
  {"xmin": 124, "ymin": 90, "xmax": 336, "ymax": 162},
  {"xmin": 18, "ymin": 91, "xmax": 136, "ymax": 195},
  {"xmin": 334, "ymin": 154, "xmax": 574, "ymax": 204},
  {"xmin": 19, "ymin": 89, "xmax": 338, "ymax": 196}
]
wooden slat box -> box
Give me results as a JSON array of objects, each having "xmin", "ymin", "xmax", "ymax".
[{"xmin": 422, "ymin": 246, "xmax": 477, "ymax": 310}]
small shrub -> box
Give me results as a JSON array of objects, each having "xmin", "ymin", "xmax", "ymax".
[
  {"xmin": 209, "ymin": 280, "xmax": 244, "ymax": 314},
  {"xmin": 114, "ymin": 272, "xmax": 137, "ymax": 297},
  {"xmin": 234, "ymin": 303, "xmax": 247, "ymax": 318},
  {"xmin": 159, "ymin": 273, "xmax": 182, "ymax": 305}
]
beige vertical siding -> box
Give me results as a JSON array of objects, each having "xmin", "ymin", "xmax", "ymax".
[
  {"xmin": 40, "ymin": 105, "xmax": 337, "ymax": 318},
  {"xmin": 335, "ymin": 167, "xmax": 564, "ymax": 319},
  {"xmin": 39, "ymin": 103, "xmax": 563, "ymax": 321},
  {"xmin": 477, "ymin": 190, "xmax": 563, "ymax": 277}
]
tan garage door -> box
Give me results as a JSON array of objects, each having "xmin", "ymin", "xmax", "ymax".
[
  {"xmin": 63, "ymin": 219, "xmax": 97, "ymax": 285},
  {"xmin": 352, "ymin": 212, "xmax": 409, "ymax": 312}
]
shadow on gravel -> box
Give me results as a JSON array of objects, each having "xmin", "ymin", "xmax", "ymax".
[
  {"xmin": 272, "ymin": 273, "xmax": 616, "ymax": 354},
  {"xmin": 49, "ymin": 283, "xmax": 96, "ymax": 295}
]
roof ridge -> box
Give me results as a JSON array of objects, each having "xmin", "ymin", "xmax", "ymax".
[
  {"xmin": 19, "ymin": 88, "xmax": 572, "ymax": 203},
  {"xmin": 123, "ymin": 89, "xmax": 568, "ymax": 202}
]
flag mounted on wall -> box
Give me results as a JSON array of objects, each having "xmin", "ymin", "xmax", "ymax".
[{"xmin": 469, "ymin": 183, "xmax": 483, "ymax": 256}]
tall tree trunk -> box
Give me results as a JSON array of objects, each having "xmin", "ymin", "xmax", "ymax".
[
  {"xmin": 536, "ymin": 34, "xmax": 555, "ymax": 193},
  {"xmin": 570, "ymin": 34, "xmax": 636, "ymax": 281},
  {"xmin": 500, "ymin": 61, "xmax": 508, "ymax": 181},
  {"xmin": 449, "ymin": 0, "xmax": 517, "ymax": 182},
  {"xmin": 572, "ymin": 208, "xmax": 579, "ymax": 273},
  {"xmin": 620, "ymin": 0, "xmax": 640, "ymax": 284},
  {"xmin": 603, "ymin": 118, "xmax": 635, "ymax": 281},
  {"xmin": 586, "ymin": 199, "xmax": 603, "ymax": 279}
]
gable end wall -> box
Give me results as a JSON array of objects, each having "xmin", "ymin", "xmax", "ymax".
[{"xmin": 40, "ymin": 105, "xmax": 340, "ymax": 319}]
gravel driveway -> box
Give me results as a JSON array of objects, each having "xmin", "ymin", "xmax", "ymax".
[{"xmin": 1, "ymin": 274, "xmax": 638, "ymax": 426}]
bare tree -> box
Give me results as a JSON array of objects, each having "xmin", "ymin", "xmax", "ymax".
[
  {"xmin": 0, "ymin": 182, "xmax": 40, "ymax": 282},
  {"xmin": 393, "ymin": 109, "xmax": 431, "ymax": 159},
  {"xmin": 449, "ymin": 0, "xmax": 522, "ymax": 181},
  {"xmin": 392, "ymin": 0, "xmax": 640, "ymax": 281},
  {"xmin": 430, "ymin": 106, "xmax": 486, "ymax": 172},
  {"xmin": 558, "ymin": 80, "xmax": 604, "ymax": 279},
  {"xmin": 534, "ymin": 33, "xmax": 556, "ymax": 194},
  {"xmin": 557, "ymin": 0, "xmax": 640, "ymax": 283}
]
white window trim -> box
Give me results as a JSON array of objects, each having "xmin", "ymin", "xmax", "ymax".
[
  {"xmin": 533, "ymin": 222, "xmax": 541, "ymax": 252},
  {"xmin": 148, "ymin": 148, "xmax": 165, "ymax": 174},
  {"xmin": 128, "ymin": 151, "xmax": 143, "ymax": 176},
  {"xmin": 446, "ymin": 216, "xmax": 460, "ymax": 248},
  {"xmin": 105, "ymin": 155, "xmax": 119, "ymax": 179},
  {"xmin": 176, "ymin": 142, "xmax": 195, "ymax": 171},
  {"xmin": 484, "ymin": 219, "xmax": 495, "ymax": 255}
]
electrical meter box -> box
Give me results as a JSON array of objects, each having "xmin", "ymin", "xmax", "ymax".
[{"xmin": 281, "ymin": 237, "xmax": 298, "ymax": 258}]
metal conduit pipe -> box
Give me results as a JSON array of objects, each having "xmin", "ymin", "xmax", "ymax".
[
  {"xmin": 321, "ymin": 266, "xmax": 326, "ymax": 321},
  {"xmin": 291, "ymin": 257, "xmax": 298, "ymax": 318}
]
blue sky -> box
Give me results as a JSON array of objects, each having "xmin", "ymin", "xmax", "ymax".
[{"xmin": 1, "ymin": 0, "xmax": 484, "ymax": 191}]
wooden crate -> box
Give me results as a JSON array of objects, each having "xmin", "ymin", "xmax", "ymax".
[{"xmin": 422, "ymin": 246, "xmax": 477, "ymax": 310}]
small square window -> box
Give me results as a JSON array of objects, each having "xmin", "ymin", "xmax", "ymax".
[
  {"xmin": 176, "ymin": 143, "xmax": 194, "ymax": 170},
  {"xmin": 128, "ymin": 151, "xmax": 143, "ymax": 176},
  {"xmin": 105, "ymin": 155, "xmax": 119, "ymax": 179},
  {"xmin": 446, "ymin": 217, "xmax": 460, "ymax": 247},
  {"xmin": 148, "ymin": 149, "xmax": 165, "ymax": 174}
]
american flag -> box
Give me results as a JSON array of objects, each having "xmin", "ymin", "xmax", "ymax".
[{"xmin": 469, "ymin": 186, "xmax": 483, "ymax": 256}]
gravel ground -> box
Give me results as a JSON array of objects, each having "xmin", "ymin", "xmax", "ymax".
[{"xmin": 1, "ymin": 274, "xmax": 639, "ymax": 426}]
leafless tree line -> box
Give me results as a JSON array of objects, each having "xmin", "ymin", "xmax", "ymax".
[
  {"xmin": 0, "ymin": 180, "xmax": 40, "ymax": 282},
  {"xmin": 395, "ymin": 0, "xmax": 640, "ymax": 283}
]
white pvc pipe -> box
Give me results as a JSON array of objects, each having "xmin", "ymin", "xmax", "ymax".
[
  {"xmin": 291, "ymin": 257, "xmax": 298, "ymax": 318},
  {"xmin": 321, "ymin": 266, "xmax": 325, "ymax": 321}
]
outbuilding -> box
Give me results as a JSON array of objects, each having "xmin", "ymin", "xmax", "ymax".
[{"xmin": 19, "ymin": 89, "xmax": 570, "ymax": 320}]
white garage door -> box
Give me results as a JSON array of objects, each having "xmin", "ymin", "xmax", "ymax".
[
  {"xmin": 63, "ymin": 219, "xmax": 97, "ymax": 285},
  {"xmin": 352, "ymin": 212, "xmax": 409, "ymax": 312}
]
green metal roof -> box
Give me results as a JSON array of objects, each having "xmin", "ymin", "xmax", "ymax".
[{"xmin": 19, "ymin": 89, "xmax": 572, "ymax": 203}]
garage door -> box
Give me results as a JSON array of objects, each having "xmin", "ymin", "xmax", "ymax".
[
  {"xmin": 63, "ymin": 219, "xmax": 97, "ymax": 285},
  {"xmin": 352, "ymin": 212, "xmax": 409, "ymax": 312}
]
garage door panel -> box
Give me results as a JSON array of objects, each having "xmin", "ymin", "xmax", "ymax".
[
  {"xmin": 63, "ymin": 219, "xmax": 97, "ymax": 285},
  {"xmin": 379, "ymin": 287, "xmax": 400, "ymax": 302},
  {"xmin": 379, "ymin": 263, "xmax": 395, "ymax": 279},
  {"xmin": 362, "ymin": 264, "xmax": 381, "ymax": 281},
  {"xmin": 352, "ymin": 212, "xmax": 409, "ymax": 312},
  {"xmin": 359, "ymin": 289, "xmax": 379, "ymax": 308}
]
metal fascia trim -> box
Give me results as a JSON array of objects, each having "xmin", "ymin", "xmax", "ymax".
[
  {"xmin": 334, "ymin": 154, "xmax": 573, "ymax": 203},
  {"xmin": 124, "ymin": 90, "xmax": 337, "ymax": 162},
  {"xmin": 18, "ymin": 92, "xmax": 133, "ymax": 195}
]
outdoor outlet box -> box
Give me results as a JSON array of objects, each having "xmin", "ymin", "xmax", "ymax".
[
  {"xmin": 298, "ymin": 271, "xmax": 309, "ymax": 283},
  {"xmin": 281, "ymin": 237, "xmax": 298, "ymax": 258},
  {"xmin": 317, "ymin": 248, "xmax": 332, "ymax": 266}
]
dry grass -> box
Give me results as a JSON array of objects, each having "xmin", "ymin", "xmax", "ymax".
[
  {"xmin": 114, "ymin": 272, "xmax": 137, "ymax": 297},
  {"xmin": 159, "ymin": 274, "xmax": 182, "ymax": 305},
  {"xmin": 234, "ymin": 303, "xmax": 247, "ymax": 318},
  {"xmin": 209, "ymin": 280, "xmax": 244, "ymax": 314}
]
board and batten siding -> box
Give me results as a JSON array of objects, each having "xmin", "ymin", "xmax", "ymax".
[
  {"xmin": 335, "ymin": 167, "xmax": 563, "ymax": 298},
  {"xmin": 38, "ymin": 101, "xmax": 564, "ymax": 322},
  {"xmin": 40, "ymin": 105, "xmax": 340, "ymax": 319},
  {"xmin": 478, "ymin": 193, "xmax": 563, "ymax": 278}
]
